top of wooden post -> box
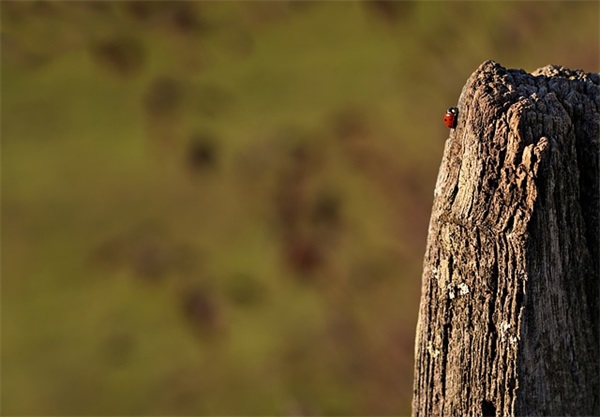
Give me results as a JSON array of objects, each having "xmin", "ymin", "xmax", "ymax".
[{"xmin": 413, "ymin": 61, "xmax": 599, "ymax": 417}]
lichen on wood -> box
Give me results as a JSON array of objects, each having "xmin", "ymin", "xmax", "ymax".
[{"xmin": 412, "ymin": 60, "xmax": 599, "ymax": 416}]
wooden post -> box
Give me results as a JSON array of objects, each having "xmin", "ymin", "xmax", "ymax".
[{"xmin": 412, "ymin": 61, "xmax": 599, "ymax": 416}]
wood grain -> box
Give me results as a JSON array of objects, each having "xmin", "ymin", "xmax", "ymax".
[{"xmin": 412, "ymin": 61, "xmax": 599, "ymax": 416}]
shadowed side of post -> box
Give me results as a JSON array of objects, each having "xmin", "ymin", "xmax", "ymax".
[{"xmin": 412, "ymin": 60, "xmax": 599, "ymax": 417}]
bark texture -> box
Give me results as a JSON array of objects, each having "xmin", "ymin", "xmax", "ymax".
[{"xmin": 412, "ymin": 60, "xmax": 599, "ymax": 416}]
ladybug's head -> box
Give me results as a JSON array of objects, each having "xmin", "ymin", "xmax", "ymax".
[{"xmin": 447, "ymin": 107, "xmax": 458, "ymax": 116}]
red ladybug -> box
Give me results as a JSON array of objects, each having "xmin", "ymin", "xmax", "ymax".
[{"xmin": 443, "ymin": 107, "xmax": 458, "ymax": 128}]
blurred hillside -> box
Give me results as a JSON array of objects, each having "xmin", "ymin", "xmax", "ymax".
[{"xmin": 2, "ymin": 1, "xmax": 598, "ymax": 415}]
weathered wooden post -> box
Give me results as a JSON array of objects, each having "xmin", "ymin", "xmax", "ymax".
[{"xmin": 412, "ymin": 61, "xmax": 599, "ymax": 416}]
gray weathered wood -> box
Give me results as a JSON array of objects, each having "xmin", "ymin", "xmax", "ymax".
[{"xmin": 412, "ymin": 60, "xmax": 599, "ymax": 416}]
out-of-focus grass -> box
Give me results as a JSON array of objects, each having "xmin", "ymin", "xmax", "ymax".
[{"xmin": 2, "ymin": 1, "xmax": 598, "ymax": 415}]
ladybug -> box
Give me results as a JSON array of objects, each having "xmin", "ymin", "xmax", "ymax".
[{"xmin": 443, "ymin": 107, "xmax": 458, "ymax": 128}]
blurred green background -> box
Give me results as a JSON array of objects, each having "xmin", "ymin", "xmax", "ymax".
[{"xmin": 1, "ymin": 1, "xmax": 598, "ymax": 415}]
